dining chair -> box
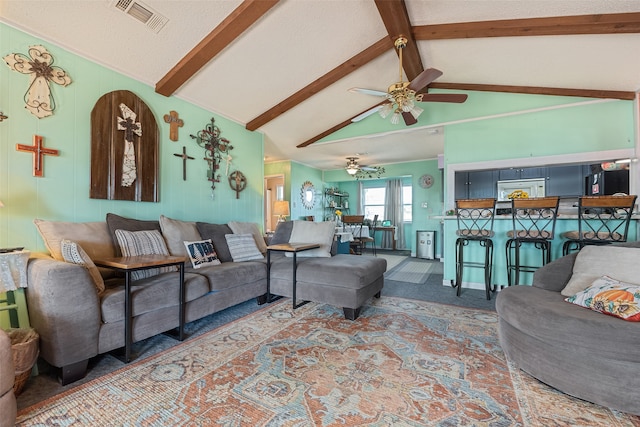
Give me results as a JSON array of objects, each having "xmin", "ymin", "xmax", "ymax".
[
  {"xmin": 562, "ymin": 195, "xmax": 637, "ymax": 255},
  {"xmin": 342, "ymin": 215, "xmax": 365, "ymax": 255},
  {"xmin": 362, "ymin": 214, "xmax": 379, "ymax": 256}
]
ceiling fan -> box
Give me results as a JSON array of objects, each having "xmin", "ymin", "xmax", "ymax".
[
  {"xmin": 350, "ymin": 37, "xmax": 468, "ymax": 126},
  {"xmin": 345, "ymin": 157, "xmax": 384, "ymax": 178}
]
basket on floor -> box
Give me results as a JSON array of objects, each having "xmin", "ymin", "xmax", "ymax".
[{"xmin": 7, "ymin": 328, "xmax": 39, "ymax": 396}]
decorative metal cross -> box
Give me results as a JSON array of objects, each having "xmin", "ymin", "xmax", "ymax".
[
  {"xmin": 16, "ymin": 135, "xmax": 59, "ymax": 177},
  {"xmin": 163, "ymin": 110, "xmax": 184, "ymax": 141},
  {"xmin": 228, "ymin": 170, "xmax": 247, "ymax": 199},
  {"xmin": 4, "ymin": 45, "xmax": 71, "ymax": 118},
  {"xmin": 190, "ymin": 117, "xmax": 234, "ymax": 195},
  {"xmin": 173, "ymin": 146, "xmax": 195, "ymax": 181},
  {"xmin": 117, "ymin": 103, "xmax": 142, "ymax": 187}
]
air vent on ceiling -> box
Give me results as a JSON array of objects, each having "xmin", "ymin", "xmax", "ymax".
[{"xmin": 111, "ymin": 0, "xmax": 168, "ymax": 34}]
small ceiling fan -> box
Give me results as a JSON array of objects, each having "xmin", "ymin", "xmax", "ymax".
[
  {"xmin": 350, "ymin": 37, "xmax": 468, "ymax": 126},
  {"xmin": 345, "ymin": 157, "xmax": 384, "ymax": 177}
]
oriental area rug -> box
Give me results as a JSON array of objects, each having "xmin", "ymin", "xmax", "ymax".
[{"xmin": 17, "ymin": 297, "xmax": 639, "ymax": 426}]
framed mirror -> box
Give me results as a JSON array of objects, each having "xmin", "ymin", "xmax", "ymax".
[{"xmin": 300, "ymin": 181, "xmax": 315, "ymax": 210}]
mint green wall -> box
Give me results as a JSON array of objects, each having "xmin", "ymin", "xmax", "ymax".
[
  {"xmin": 0, "ymin": 23, "xmax": 264, "ymax": 254},
  {"xmin": 290, "ymin": 161, "xmax": 324, "ymax": 220},
  {"xmin": 444, "ymin": 94, "xmax": 634, "ymax": 164}
]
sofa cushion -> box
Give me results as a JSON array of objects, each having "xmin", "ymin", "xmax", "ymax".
[
  {"xmin": 565, "ymin": 275, "xmax": 640, "ymax": 321},
  {"xmin": 270, "ymin": 254, "xmax": 386, "ymax": 288},
  {"xmin": 183, "ymin": 239, "xmax": 220, "ymax": 269},
  {"xmin": 34, "ymin": 219, "xmax": 115, "ymax": 261},
  {"xmin": 225, "ymin": 234, "xmax": 264, "ymax": 262},
  {"xmin": 228, "ymin": 221, "xmax": 267, "ymax": 254},
  {"xmin": 159, "ymin": 215, "xmax": 201, "ymax": 257},
  {"xmin": 561, "ymin": 246, "xmax": 640, "ymax": 296},
  {"xmin": 196, "ymin": 223, "xmax": 233, "ymax": 263},
  {"xmin": 114, "ymin": 229, "xmax": 176, "ymax": 280},
  {"xmin": 189, "ymin": 261, "xmax": 266, "ymax": 292},
  {"xmin": 106, "ymin": 213, "xmax": 161, "ymax": 256},
  {"xmin": 60, "ymin": 239, "xmax": 106, "ymax": 295},
  {"xmin": 270, "ymin": 221, "xmax": 294, "ymax": 245},
  {"xmin": 285, "ymin": 220, "xmax": 336, "ymax": 258},
  {"xmin": 101, "ymin": 272, "xmax": 209, "ymax": 323}
]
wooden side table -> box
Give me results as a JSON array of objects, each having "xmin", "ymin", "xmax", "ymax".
[
  {"xmin": 266, "ymin": 243, "xmax": 320, "ymax": 309},
  {"xmin": 93, "ymin": 255, "xmax": 185, "ymax": 363},
  {"xmin": 0, "ymin": 249, "xmax": 30, "ymax": 328}
]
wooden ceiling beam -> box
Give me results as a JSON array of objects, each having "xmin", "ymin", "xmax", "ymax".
[
  {"xmin": 296, "ymin": 102, "xmax": 385, "ymax": 148},
  {"xmin": 428, "ymin": 82, "xmax": 636, "ymax": 100},
  {"xmin": 155, "ymin": 0, "xmax": 279, "ymax": 97},
  {"xmin": 374, "ymin": 0, "xmax": 423, "ymax": 80},
  {"xmin": 246, "ymin": 37, "xmax": 391, "ymax": 131},
  {"xmin": 412, "ymin": 12, "xmax": 640, "ymax": 40}
]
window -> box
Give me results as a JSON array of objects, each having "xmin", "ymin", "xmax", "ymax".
[
  {"xmin": 363, "ymin": 187, "xmax": 385, "ymax": 221},
  {"xmin": 403, "ymin": 185, "xmax": 412, "ymax": 222},
  {"xmin": 362, "ymin": 184, "xmax": 413, "ymax": 223}
]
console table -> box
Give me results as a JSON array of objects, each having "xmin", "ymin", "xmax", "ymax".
[
  {"xmin": 93, "ymin": 255, "xmax": 185, "ymax": 363},
  {"xmin": 0, "ymin": 249, "xmax": 30, "ymax": 328}
]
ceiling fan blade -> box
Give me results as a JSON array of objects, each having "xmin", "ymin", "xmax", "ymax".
[
  {"xmin": 408, "ymin": 68, "xmax": 443, "ymax": 92},
  {"xmin": 349, "ymin": 87, "xmax": 387, "ymax": 97},
  {"xmin": 402, "ymin": 111, "xmax": 418, "ymax": 126},
  {"xmin": 351, "ymin": 105, "xmax": 383, "ymax": 122},
  {"xmin": 420, "ymin": 93, "xmax": 468, "ymax": 103}
]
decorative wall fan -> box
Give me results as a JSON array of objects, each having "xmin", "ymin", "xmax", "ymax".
[
  {"xmin": 350, "ymin": 37, "xmax": 467, "ymax": 126},
  {"xmin": 345, "ymin": 157, "xmax": 385, "ymax": 179}
]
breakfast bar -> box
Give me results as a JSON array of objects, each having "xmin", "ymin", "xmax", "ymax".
[{"xmin": 440, "ymin": 214, "xmax": 639, "ymax": 289}]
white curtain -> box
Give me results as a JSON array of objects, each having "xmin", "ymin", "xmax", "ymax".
[
  {"xmin": 384, "ymin": 179, "xmax": 404, "ymax": 249},
  {"xmin": 356, "ymin": 181, "xmax": 363, "ymax": 215}
]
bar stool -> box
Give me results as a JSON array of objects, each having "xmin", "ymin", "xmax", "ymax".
[
  {"xmin": 505, "ymin": 197, "xmax": 559, "ymax": 287},
  {"xmin": 562, "ymin": 194, "xmax": 637, "ymax": 255},
  {"xmin": 451, "ymin": 198, "xmax": 497, "ymax": 300}
]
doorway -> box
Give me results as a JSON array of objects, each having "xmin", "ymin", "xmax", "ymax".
[{"xmin": 264, "ymin": 174, "xmax": 284, "ymax": 232}]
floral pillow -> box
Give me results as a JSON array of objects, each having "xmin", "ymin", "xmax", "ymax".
[{"xmin": 565, "ymin": 275, "xmax": 640, "ymax": 321}]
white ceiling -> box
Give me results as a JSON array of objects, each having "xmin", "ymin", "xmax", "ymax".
[{"xmin": 2, "ymin": 0, "xmax": 640, "ymax": 172}]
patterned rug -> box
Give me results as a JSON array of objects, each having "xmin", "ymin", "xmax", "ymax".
[
  {"xmin": 17, "ymin": 298, "xmax": 639, "ymax": 426},
  {"xmin": 386, "ymin": 259, "xmax": 434, "ymax": 283},
  {"xmin": 375, "ymin": 253, "xmax": 406, "ymax": 271}
]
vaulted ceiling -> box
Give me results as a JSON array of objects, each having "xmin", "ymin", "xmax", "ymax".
[{"xmin": 2, "ymin": 1, "xmax": 640, "ymax": 171}]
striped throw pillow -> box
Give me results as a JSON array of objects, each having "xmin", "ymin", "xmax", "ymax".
[
  {"xmin": 225, "ymin": 233, "xmax": 264, "ymax": 262},
  {"xmin": 114, "ymin": 229, "xmax": 176, "ymax": 280}
]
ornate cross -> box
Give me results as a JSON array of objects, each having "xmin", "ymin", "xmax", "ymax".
[
  {"xmin": 117, "ymin": 103, "xmax": 142, "ymax": 187},
  {"xmin": 163, "ymin": 110, "xmax": 183, "ymax": 141},
  {"xmin": 4, "ymin": 45, "xmax": 71, "ymax": 118},
  {"xmin": 16, "ymin": 135, "xmax": 59, "ymax": 177},
  {"xmin": 173, "ymin": 146, "xmax": 194, "ymax": 181}
]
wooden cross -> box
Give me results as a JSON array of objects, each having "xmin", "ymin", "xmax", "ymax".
[
  {"xmin": 173, "ymin": 146, "xmax": 194, "ymax": 181},
  {"xmin": 0, "ymin": 112, "xmax": 7, "ymax": 122},
  {"xmin": 163, "ymin": 110, "xmax": 184, "ymax": 141},
  {"xmin": 16, "ymin": 135, "xmax": 59, "ymax": 177}
]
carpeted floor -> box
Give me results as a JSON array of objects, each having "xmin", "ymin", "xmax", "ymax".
[{"xmin": 16, "ymin": 297, "xmax": 638, "ymax": 426}]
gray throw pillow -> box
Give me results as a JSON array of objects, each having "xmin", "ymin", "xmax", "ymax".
[
  {"xmin": 106, "ymin": 213, "xmax": 161, "ymax": 256},
  {"xmin": 196, "ymin": 222, "xmax": 234, "ymax": 263}
]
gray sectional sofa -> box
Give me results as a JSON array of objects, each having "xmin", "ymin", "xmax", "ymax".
[
  {"xmin": 26, "ymin": 215, "xmax": 386, "ymax": 385},
  {"xmin": 496, "ymin": 241, "xmax": 640, "ymax": 416}
]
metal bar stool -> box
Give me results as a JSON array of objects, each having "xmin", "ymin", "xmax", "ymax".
[
  {"xmin": 451, "ymin": 198, "xmax": 497, "ymax": 300},
  {"xmin": 505, "ymin": 197, "xmax": 559, "ymax": 287},
  {"xmin": 562, "ymin": 195, "xmax": 637, "ymax": 255}
]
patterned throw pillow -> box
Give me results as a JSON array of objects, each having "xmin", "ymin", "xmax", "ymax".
[
  {"xmin": 225, "ymin": 234, "xmax": 264, "ymax": 262},
  {"xmin": 60, "ymin": 239, "xmax": 106, "ymax": 295},
  {"xmin": 114, "ymin": 229, "xmax": 176, "ymax": 280},
  {"xmin": 183, "ymin": 239, "xmax": 220, "ymax": 269},
  {"xmin": 565, "ymin": 275, "xmax": 640, "ymax": 321}
]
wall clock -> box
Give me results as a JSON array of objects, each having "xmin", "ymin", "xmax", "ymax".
[{"xmin": 419, "ymin": 174, "xmax": 434, "ymax": 188}]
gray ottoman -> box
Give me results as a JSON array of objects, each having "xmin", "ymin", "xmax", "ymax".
[{"xmin": 269, "ymin": 254, "xmax": 386, "ymax": 320}]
